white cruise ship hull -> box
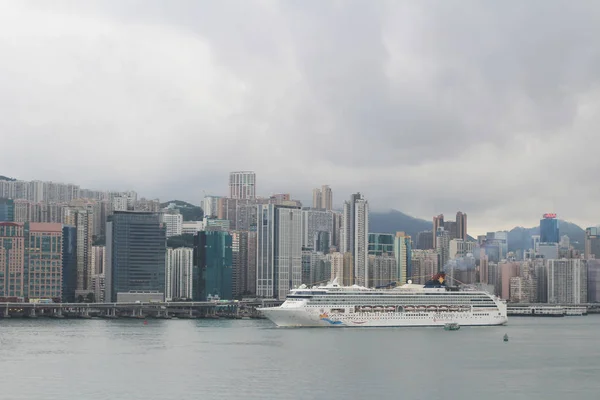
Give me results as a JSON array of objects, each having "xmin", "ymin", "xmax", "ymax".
[{"xmin": 258, "ymin": 307, "xmax": 508, "ymax": 328}]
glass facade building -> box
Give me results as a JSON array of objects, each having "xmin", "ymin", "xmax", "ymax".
[
  {"xmin": 540, "ymin": 216, "xmax": 559, "ymax": 243},
  {"xmin": 0, "ymin": 198, "xmax": 14, "ymax": 222},
  {"xmin": 105, "ymin": 212, "xmax": 166, "ymax": 302},
  {"xmin": 368, "ymin": 233, "xmax": 394, "ymax": 256},
  {"xmin": 193, "ymin": 231, "xmax": 233, "ymax": 300},
  {"xmin": 62, "ymin": 225, "xmax": 78, "ymax": 302}
]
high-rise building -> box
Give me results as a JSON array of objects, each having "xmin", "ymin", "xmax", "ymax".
[
  {"xmin": 547, "ymin": 259, "xmax": 587, "ymax": 304},
  {"xmin": 63, "ymin": 207, "xmax": 94, "ymax": 296},
  {"xmin": 161, "ymin": 212, "xmax": 183, "ymax": 237},
  {"xmin": 449, "ymin": 239, "xmax": 474, "ymax": 259},
  {"xmin": 202, "ymin": 195, "xmax": 222, "ymax": 218},
  {"xmin": 25, "ymin": 223, "xmax": 63, "ymax": 300},
  {"xmin": 368, "ymin": 233, "xmax": 394, "ymax": 256},
  {"xmin": 436, "ymin": 228, "xmax": 450, "ymax": 270},
  {"xmin": 90, "ymin": 245, "xmax": 106, "ymax": 303},
  {"xmin": 312, "ymin": 188, "xmax": 322, "ymax": 209},
  {"xmin": 166, "ymin": 247, "xmax": 193, "ymax": 301},
  {"xmin": 0, "ymin": 222, "xmax": 25, "ymax": 298},
  {"xmin": 256, "ymin": 204, "xmax": 303, "ymax": 299},
  {"xmin": 231, "ymin": 231, "xmax": 257, "ymax": 298},
  {"xmin": 368, "ymin": 254, "xmax": 397, "ymax": 288},
  {"xmin": 432, "ymin": 214, "xmax": 444, "ymax": 248},
  {"xmin": 328, "ymin": 252, "xmax": 344, "ymax": 283},
  {"xmin": 410, "ymin": 249, "xmax": 438, "ymax": 283},
  {"xmin": 587, "ymin": 259, "xmax": 600, "ymax": 303},
  {"xmin": 456, "ymin": 211, "xmax": 468, "ymax": 241},
  {"xmin": 342, "ymin": 193, "xmax": 369, "ymax": 286},
  {"xmin": 105, "ymin": 212, "xmax": 167, "ymax": 302},
  {"xmin": 585, "ymin": 227, "xmax": 600, "ymax": 259},
  {"xmin": 540, "ymin": 213, "xmax": 559, "ymax": 243},
  {"xmin": 0, "ymin": 198, "xmax": 14, "ymax": 222},
  {"xmin": 394, "ymin": 232, "xmax": 412, "ymax": 284},
  {"xmin": 193, "ymin": 231, "xmax": 233, "ymax": 300},
  {"xmin": 229, "ymin": 171, "xmax": 256, "ymax": 200},
  {"xmin": 301, "ymin": 209, "xmax": 334, "ymax": 252},
  {"xmin": 62, "ymin": 225, "xmax": 78, "ymax": 302},
  {"xmin": 416, "ymin": 231, "xmax": 434, "ymax": 250}
]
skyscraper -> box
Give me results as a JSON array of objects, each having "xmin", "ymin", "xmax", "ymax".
[
  {"xmin": 0, "ymin": 222, "xmax": 25, "ymax": 298},
  {"xmin": 585, "ymin": 227, "xmax": 600, "ymax": 259},
  {"xmin": 540, "ymin": 213, "xmax": 559, "ymax": 243},
  {"xmin": 229, "ymin": 171, "xmax": 256, "ymax": 200},
  {"xmin": 301, "ymin": 209, "xmax": 334, "ymax": 251},
  {"xmin": 63, "ymin": 207, "xmax": 93, "ymax": 297},
  {"xmin": 256, "ymin": 204, "xmax": 303, "ymax": 299},
  {"xmin": 311, "ymin": 185, "xmax": 333, "ymax": 211},
  {"xmin": 342, "ymin": 193, "xmax": 369, "ymax": 286},
  {"xmin": 194, "ymin": 231, "xmax": 233, "ymax": 300},
  {"xmin": 62, "ymin": 225, "xmax": 77, "ymax": 302},
  {"xmin": 105, "ymin": 212, "xmax": 167, "ymax": 302},
  {"xmin": 547, "ymin": 259, "xmax": 587, "ymax": 304},
  {"xmin": 26, "ymin": 223, "xmax": 63, "ymax": 300},
  {"xmin": 166, "ymin": 247, "xmax": 193, "ymax": 300},
  {"xmin": 456, "ymin": 211, "xmax": 467, "ymax": 240},
  {"xmin": 394, "ymin": 232, "xmax": 412, "ymax": 284},
  {"xmin": 432, "ymin": 214, "xmax": 444, "ymax": 248}
]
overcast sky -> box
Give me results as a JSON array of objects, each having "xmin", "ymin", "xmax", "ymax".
[{"xmin": 1, "ymin": 1, "xmax": 600, "ymax": 235}]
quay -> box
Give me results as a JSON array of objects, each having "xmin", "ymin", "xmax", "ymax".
[
  {"xmin": 507, "ymin": 303, "xmax": 599, "ymax": 317},
  {"xmin": 0, "ymin": 299, "xmax": 283, "ymax": 319}
]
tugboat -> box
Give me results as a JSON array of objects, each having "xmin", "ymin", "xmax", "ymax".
[
  {"xmin": 444, "ymin": 322, "xmax": 460, "ymax": 331},
  {"xmin": 503, "ymin": 334, "xmax": 509, "ymax": 342}
]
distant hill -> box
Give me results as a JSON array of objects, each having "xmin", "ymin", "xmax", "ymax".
[
  {"xmin": 160, "ymin": 200, "xmax": 204, "ymax": 221},
  {"xmin": 369, "ymin": 209, "xmax": 432, "ymax": 238},
  {"xmin": 0, "ymin": 175, "xmax": 16, "ymax": 181},
  {"xmin": 508, "ymin": 220, "xmax": 585, "ymax": 251}
]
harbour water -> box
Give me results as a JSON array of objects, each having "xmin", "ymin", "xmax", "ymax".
[{"xmin": 1, "ymin": 317, "xmax": 599, "ymax": 399}]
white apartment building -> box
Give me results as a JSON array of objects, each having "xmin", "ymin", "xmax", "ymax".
[
  {"xmin": 229, "ymin": 171, "xmax": 256, "ymax": 200},
  {"xmin": 165, "ymin": 248, "xmax": 193, "ymax": 301},
  {"xmin": 161, "ymin": 213, "xmax": 183, "ymax": 237}
]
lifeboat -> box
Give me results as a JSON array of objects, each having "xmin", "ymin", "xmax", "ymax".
[
  {"xmin": 386, "ymin": 306, "xmax": 395, "ymax": 312},
  {"xmin": 438, "ymin": 305, "xmax": 449, "ymax": 311},
  {"xmin": 416, "ymin": 305, "xmax": 427, "ymax": 312},
  {"xmin": 373, "ymin": 306, "xmax": 384, "ymax": 312},
  {"xmin": 362, "ymin": 306, "xmax": 372, "ymax": 312},
  {"xmin": 427, "ymin": 305, "xmax": 437, "ymax": 311},
  {"xmin": 450, "ymin": 306, "xmax": 460, "ymax": 312},
  {"xmin": 460, "ymin": 305, "xmax": 471, "ymax": 311},
  {"xmin": 405, "ymin": 306, "xmax": 415, "ymax": 312}
]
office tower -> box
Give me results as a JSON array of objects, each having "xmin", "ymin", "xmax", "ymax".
[
  {"xmin": 537, "ymin": 243, "xmax": 559, "ymax": 260},
  {"xmin": 111, "ymin": 196, "xmax": 128, "ymax": 212},
  {"xmin": 302, "ymin": 209, "xmax": 334, "ymax": 252},
  {"xmin": 256, "ymin": 204, "xmax": 303, "ymax": 299},
  {"xmin": 0, "ymin": 198, "xmax": 14, "ymax": 222},
  {"xmin": 26, "ymin": 223, "xmax": 63, "ymax": 300},
  {"xmin": 479, "ymin": 251, "xmax": 489, "ymax": 284},
  {"xmin": 63, "ymin": 207, "xmax": 93, "ymax": 296},
  {"xmin": 432, "ymin": 214, "xmax": 444, "ymax": 248},
  {"xmin": 62, "ymin": 225, "xmax": 78, "ymax": 302},
  {"xmin": 416, "ymin": 231, "xmax": 434, "ymax": 250},
  {"xmin": 229, "ymin": 171, "xmax": 256, "ymax": 200},
  {"xmin": 193, "ymin": 231, "xmax": 233, "ymax": 300},
  {"xmin": 368, "ymin": 233, "xmax": 394, "ymax": 256},
  {"xmin": 456, "ymin": 211, "xmax": 468, "ymax": 240},
  {"xmin": 166, "ymin": 247, "xmax": 193, "ymax": 300},
  {"xmin": 312, "ymin": 188, "xmax": 322, "ymax": 209},
  {"xmin": 342, "ymin": 193, "xmax": 369, "ymax": 286},
  {"xmin": 368, "ymin": 254, "xmax": 397, "ymax": 287},
  {"xmin": 531, "ymin": 235, "xmax": 541, "ymax": 253},
  {"xmin": 105, "ymin": 212, "xmax": 167, "ymax": 302},
  {"xmin": 547, "ymin": 259, "xmax": 587, "ymax": 304},
  {"xmin": 585, "ymin": 227, "xmax": 600, "ymax": 259},
  {"xmin": 236, "ymin": 201, "xmax": 258, "ymax": 231},
  {"xmin": 394, "ymin": 232, "xmax": 412, "ymax": 284},
  {"xmin": 540, "ymin": 213, "xmax": 559, "ymax": 243},
  {"xmin": 309, "ymin": 252, "xmax": 329, "ymax": 285},
  {"xmin": 161, "ymin": 212, "xmax": 183, "ymax": 237},
  {"xmin": 410, "ymin": 249, "xmax": 438, "ymax": 283},
  {"xmin": 0, "ymin": 222, "xmax": 25, "ymax": 298}
]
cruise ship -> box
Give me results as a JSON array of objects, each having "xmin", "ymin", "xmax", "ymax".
[{"xmin": 258, "ymin": 273, "xmax": 508, "ymax": 327}]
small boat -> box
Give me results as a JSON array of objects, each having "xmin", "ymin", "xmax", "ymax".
[
  {"xmin": 503, "ymin": 334, "xmax": 509, "ymax": 342},
  {"xmin": 444, "ymin": 323, "xmax": 460, "ymax": 331}
]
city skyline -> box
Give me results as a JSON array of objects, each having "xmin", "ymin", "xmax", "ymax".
[{"xmin": 3, "ymin": 2, "xmax": 600, "ymax": 236}]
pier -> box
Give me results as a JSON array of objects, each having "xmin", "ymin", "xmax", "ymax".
[
  {"xmin": 507, "ymin": 303, "xmax": 600, "ymax": 317},
  {"xmin": 0, "ymin": 299, "xmax": 283, "ymax": 319}
]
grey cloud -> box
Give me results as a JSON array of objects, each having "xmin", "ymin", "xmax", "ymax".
[{"xmin": 2, "ymin": 1, "xmax": 600, "ymax": 234}]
